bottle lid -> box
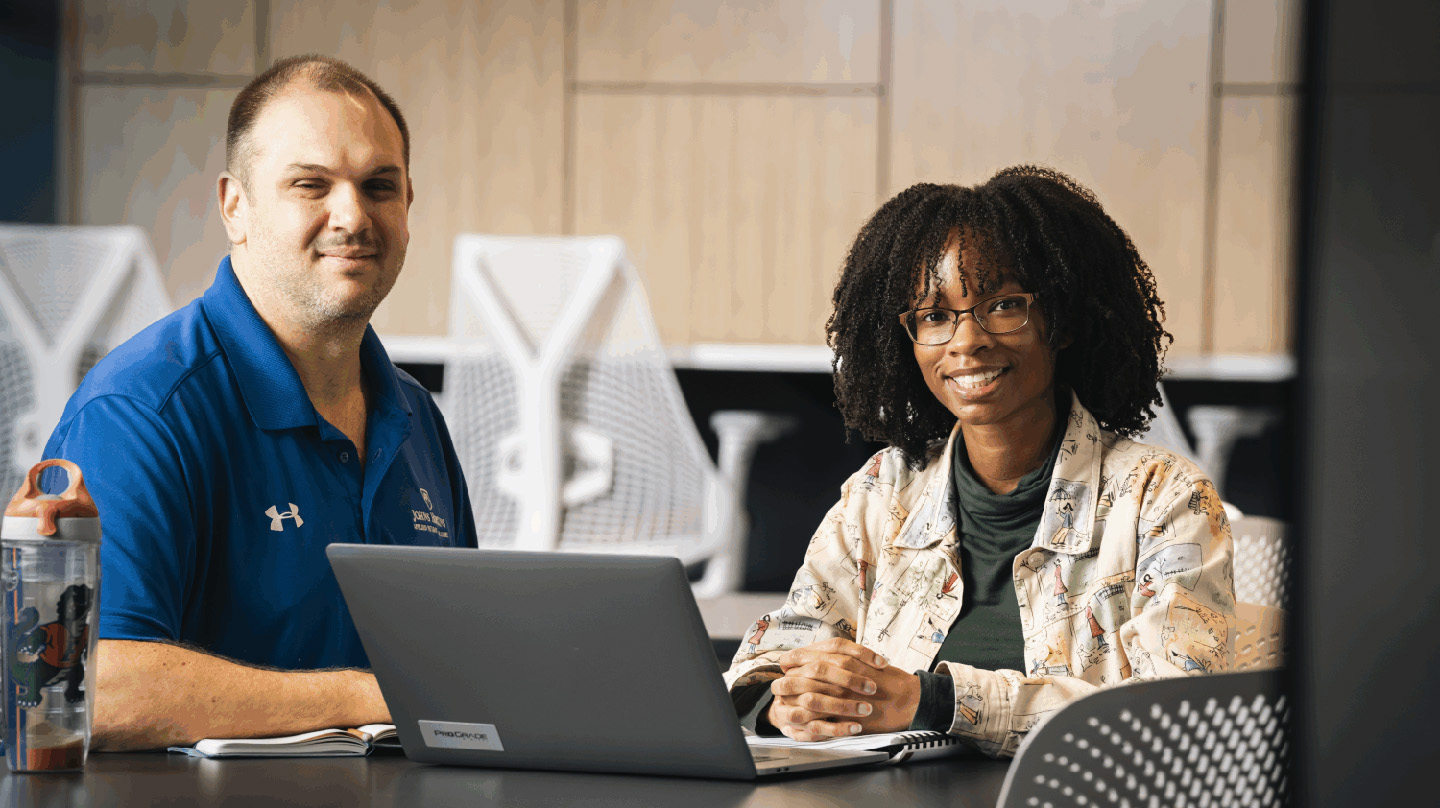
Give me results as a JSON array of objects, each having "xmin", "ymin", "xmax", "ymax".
[{"xmin": 2, "ymin": 459, "xmax": 101, "ymax": 543}]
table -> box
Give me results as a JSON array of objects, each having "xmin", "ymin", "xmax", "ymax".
[{"xmin": 0, "ymin": 751, "xmax": 1013, "ymax": 807}]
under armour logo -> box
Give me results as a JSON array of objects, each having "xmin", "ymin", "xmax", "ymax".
[
  {"xmin": 266, "ymin": 503, "xmax": 304, "ymax": 532},
  {"xmin": 420, "ymin": 488, "xmax": 433, "ymax": 511}
]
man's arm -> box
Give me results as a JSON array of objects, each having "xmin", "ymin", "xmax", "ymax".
[
  {"xmin": 42, "ymin": 397, "xmax": 388, "ymax": 748},
  {"xmin": 93, "ymin": 640, "xmax": 390, "ymax": 750}
]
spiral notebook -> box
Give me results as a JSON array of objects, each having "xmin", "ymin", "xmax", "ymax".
[{"xmin": 747, "ymin": 730, "xmax": 968, "ymax": 764}]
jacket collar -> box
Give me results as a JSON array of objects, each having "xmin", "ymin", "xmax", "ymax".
[
  {"xmin": 1037, "ymin": 390, "xmax": 1105, "ymax": 555},
  {"xmin": 892, "ymin": 389, "xmax": 1103, "ymax": 555},
  {"xmin": 200, "ymin": 255, "xmax": 411, "ymax": 431}
]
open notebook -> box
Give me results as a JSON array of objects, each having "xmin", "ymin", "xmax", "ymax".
[
  {"xmin": 170, "ymin": 724, "xmax": 401, "ymax": 758},
  {"xmin": 747, "ymin": 729, "xmax": 968, "ymax": 765}
]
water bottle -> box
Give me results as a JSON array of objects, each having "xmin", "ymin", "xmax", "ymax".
[{"xmin": 1, "ymin": 459, "xmax": 101, "ymax": 772}]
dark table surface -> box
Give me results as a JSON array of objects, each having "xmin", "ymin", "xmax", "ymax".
[{"xmin": 0, "ymin": 750, "xmax": 1013, "ymax": 807}]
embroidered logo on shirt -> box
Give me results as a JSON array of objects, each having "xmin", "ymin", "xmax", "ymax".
[
  {"xmin": 265, "ymin": 503, "xmax": 304, "ymax": 532},
  {"xmin": 410, "ymin": 489, "xmax": 448, "ymax": 539}
]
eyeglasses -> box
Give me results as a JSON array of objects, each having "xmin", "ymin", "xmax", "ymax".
[{"xmin": 898, "ymin": 293, "xmax": 1035, "ymax": 345}]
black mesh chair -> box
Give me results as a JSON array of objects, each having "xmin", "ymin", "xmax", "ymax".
[{"xmin": 997, "ymin": 670, "xmax": 1290, "ymax": 808}]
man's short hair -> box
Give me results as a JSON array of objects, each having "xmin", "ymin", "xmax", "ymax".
[{"xmin": 225, "ymin": 54, "xmax": 411, "ymax": 186}]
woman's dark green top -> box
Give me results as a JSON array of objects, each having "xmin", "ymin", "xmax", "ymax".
[{"xmin": 906, "ymin": 422, "xmax": 1060, "ymax": 731}]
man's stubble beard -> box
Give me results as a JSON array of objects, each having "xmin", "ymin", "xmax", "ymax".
[{"xmin": 244, "ymin": 221, "xmax": 406, "ymax": 334}]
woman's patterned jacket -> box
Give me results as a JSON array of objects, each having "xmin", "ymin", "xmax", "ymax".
[{"xmin": 724, "ymin": 391, "xmax": 1236, "ymax": 757}]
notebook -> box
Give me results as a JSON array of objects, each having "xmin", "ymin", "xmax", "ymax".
[
  {"xmin": 748, "ymin": 729, "xmax": 966, "ymax": 765},
  {"xmin": 326, "ymin": 545, "xmax": 905, "ymax": 779},
  {"xmin": 171, "ymin": 724, "xmax": 401, "ymax": 758}
]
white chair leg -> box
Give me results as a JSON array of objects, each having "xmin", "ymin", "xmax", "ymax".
[
  {"xmin": 693, "ymin": 411, "xmax": 798, "ymax": 597},
  {"xmin": 1186, "ymin": 406, "xmax": 1278, "ymax": 498}
]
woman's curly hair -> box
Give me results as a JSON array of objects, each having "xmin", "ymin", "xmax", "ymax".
[{"xmin": 827, "ymin": 165, "xmax": 1172, "ymax": 468}]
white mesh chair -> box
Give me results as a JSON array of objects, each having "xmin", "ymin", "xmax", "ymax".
[
  {"xmin": 1231, "ymin": 516, "xmax": 1290, "ymax": 610},
  {"xmin": 1187, "ymin": 405, "xmax": 1279, "ymax": 496},
  {"xmin": 1235, "ymin": 602, "xmax": 1286, "ymax": 671},
  {"xmin": 998, "ymin": 670, "xmax": 1291, "ymax": 808},
  {"xmin": 445, "ymin": 235, "xmax": 785, "ymax": 597},
  {"xmin": 0, "ymin": 225, "xmax": 171, "ymax": 497}
]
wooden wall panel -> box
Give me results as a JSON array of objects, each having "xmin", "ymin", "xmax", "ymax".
[
  {"xmin": 70, "ymin": 0, "xmax": 1300, "ymax": 356},
  {"xmin": 77, "ymin": 86, "xmax": 234, "ymax": 306},
  {"xmin": 269, "ymin": 0, "xmax": 565, "ymax": 336},
  {"xmin": 576, "ymin": 0, "xmax": 881, "ymax": 84},
  {"xmin": 888, "ymin": 0, "xmax": 1214, "ymax": 354},
  {"xmin": 80, "ymin": 0, "xmax": 255, "ymax": 75},
  {"xmin": 1211, "ymin": 97, "xmax": 1296, "ymax": 353},
  {"xmin": 1222, "ymin": 0, "xmax": 1302, "ymax": 84},
  {"xmin": 573, "ymin": 94, "xmax": 877, "ymax": 345}
]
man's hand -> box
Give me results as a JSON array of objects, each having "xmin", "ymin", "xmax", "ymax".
[{"xmin": 765, "ymin": 637, "xmax": 922, "ymax": 742}]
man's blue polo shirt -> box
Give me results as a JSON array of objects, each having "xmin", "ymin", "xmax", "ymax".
[{"xmin": 42, "ymin": 256, "xmax": 476, "ymax": 670}]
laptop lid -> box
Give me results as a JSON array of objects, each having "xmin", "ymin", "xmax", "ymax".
[{"xmin": 326, "ymin": 545, "xmax": 758, "ymax": 780}]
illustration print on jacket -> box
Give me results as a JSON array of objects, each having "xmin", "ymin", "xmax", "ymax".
[{"xmin": 723, "ymin": 391, "xmax": 1236, "ymax": 758}]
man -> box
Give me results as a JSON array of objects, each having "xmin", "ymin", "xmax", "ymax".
[{"xmin": 41, "ymin": 55, "xmax": 475, "ymax": 750}]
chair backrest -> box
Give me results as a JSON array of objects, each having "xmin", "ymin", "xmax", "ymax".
[
  {"xmin": 1235, "ymin": 602, "xmax": 1286, "ymax": 671},
  {"xmin": 1231, "ymin": 515, "xmax": 1290, "ymax": 609},
  {"xmin": 0, "ymin": 225, "xmax": 171, "ymax": 496},
  {"xmin": 445, "ymin": 235, "xmax": 732, "ymax": 565},
  {"xmin": 998, "ymin": 670, "xmax": 1291, "ymax": 808}
]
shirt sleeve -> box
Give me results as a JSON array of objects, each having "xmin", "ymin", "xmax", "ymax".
[
  {"xmin": 428, "ymin": 399, "xmax": 478, "ymax": 549},
  {"xmin": 933, "ymin": 476, "xmax": 1236, "ymax": 758},
  {"xmin": 42, "ymin": 395, "xmax": 197, "ymax": 644}
]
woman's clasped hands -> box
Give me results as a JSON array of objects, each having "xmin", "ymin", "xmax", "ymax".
[{"xmin": 765, "ymin": 637, "xmax": 922, "ymax": 741}]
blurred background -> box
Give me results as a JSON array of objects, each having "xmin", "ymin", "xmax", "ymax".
[
  {"xmin": 13, "ymin": 0, "xmax": 1299, "ymax": 352},
  {"xmin": 3, "ymin": 0, "xmax": 1298, "ymax": 591}
]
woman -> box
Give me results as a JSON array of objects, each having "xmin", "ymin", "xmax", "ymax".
[{"xmin": 725, "ymin": 166, "xmax": 1235, "ymax": 758}]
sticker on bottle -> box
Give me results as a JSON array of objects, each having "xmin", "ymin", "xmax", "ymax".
[{"xmin": 417, "ymin": 720, "xmax": 505, "ymax": 751}]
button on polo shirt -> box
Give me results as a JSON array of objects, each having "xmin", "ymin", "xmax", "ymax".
[{"xmin": 43, "ymin": 256, "xmax": 477, "ymax": 671}]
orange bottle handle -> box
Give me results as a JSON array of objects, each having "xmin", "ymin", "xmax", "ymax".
[{"xmin": 5, "ymin": 459, "xmax": 97, "ymax": 536}]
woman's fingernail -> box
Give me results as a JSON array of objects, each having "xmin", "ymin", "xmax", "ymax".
[
  {"xmin": 858, "ymin": 703, "xmax": 873, "ymax": 716},
  {"xmin": 849, "ymin": 724, "xmax": 862, "ymax": 734},
  {"xmin": 876, "ymin": 655, "xmax": 888, "ymax": 667},
  {"xmin": 864, "ymin": 681, "xmax": 876, "ymax": 694}
]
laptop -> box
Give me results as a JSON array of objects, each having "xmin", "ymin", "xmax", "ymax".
[{"xmin": 326, "ymin": 545, "xmax": 889, "ymax": 779}]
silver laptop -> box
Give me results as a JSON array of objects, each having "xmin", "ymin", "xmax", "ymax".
[{"xmin": 326, "ymin": 545, "xmax": 888, "ymax": 779}]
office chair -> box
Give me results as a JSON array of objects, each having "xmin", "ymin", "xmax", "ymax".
[
  {"xmin": 1235, "ymin": 601, "xmax": 1286, "ymax": 671},
  {"xmin": 1187, "ymin": 405, "xmax": 1278, "ymax": 497},
  {"xmin": 1231, "ymin": 516, "xmax": 1289, "ymax": 673},
  {"xmin": 0, "ymin": 224, "xmax": 171, "ymax": 497},
  {"xmin": 998, "ymin": 669, "xmax": 1291, "ymax": 808},
  {"xmin": 1231, "ymin": 515, "xmax": 1290, "ymax": 609},
  {"xmin": 445, "ymin": 235, "xmax": 789, "ymax": 597}
]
